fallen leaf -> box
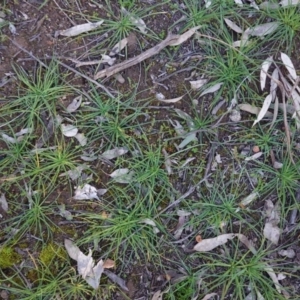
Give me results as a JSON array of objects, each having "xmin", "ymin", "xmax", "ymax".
[
  {"xmin": 0, "ymin": 194, "xmax": 8, "ymax": 212},
  {"xmin": 109, "ymin": 37, "xmax": 128, "ymax": 56},
  {"xmin": 74, "ymin": 184, "xmax": 100, "ymax": 200},
  {"xmin": 234, "ymin": 0, "xmax": 244, "ymax": 6},
  {"xmin": 65, "ymin": 239, "xmax": 105, "ymax": 290},
  {"xmin": 58, "ymin": 204, "xmax": 73, "ymax": 220},
  {"xmin": 109, "ymin": 168, "xmax": 134, "ymax": 183},
  {"xmin": 101, "ymin": 147, "xmax": 128, "ymax": 160},
  {"xmin": 156, "ymin": 95, "xmax": 183, "ymax": 103},
  {"xmin": 280, "ymin": 0, "xmax": 300, "ymax": 6},
  {"xmin": 239, "ymin": 192, "xmax": 259, "ymax": 207},
  {"xmin": 224, "ymin": 18, "xmax": 243, "ymax": 33},
  {"xmin": 245, "ymin": 22, "xmax": 279, "ymax": 37},
  {"xmin": 61, "ymin": 124, "xmax": 78, "ymax": 137},
  {"xmin": 193, "ymin": 233, "xmax": 235, "ymax": 252},
  {"xmin": 103, "ymin": 259, "xmax": 115, "ymax": 269},
  {"xmin": 59, "ymin": 164, "xmax": 88, "ymax": 180},
  {"xmin": 245, "ymin": 152, "xmax": 263, "ymax": 161},
  {"xmin": 151, "ymin": 290, "xmax": 163, "ymax": 300},
  {"xmin": 253, "ymin": 94, "xmax": 273, "ymax": 126},
  {"xmin": 178, "ymin": 132, "xmax": 197, "ymax": 149},
  {"xmin": 201, "ymin": 293, "xmax": 218, "ymax": 300},
  {"xmin": 103, "ymin": 269, "xmax": 129, "ymax": 291},
  {"xmin": 9, "ymin": 23, "xmax": 17, "ymax": 34},
  {"xmin": 56, "ymin": 20, "xmax": 104, "ymax": 37},
  {"xmin": 121, "ymin": 7, "xmax": 147, "ymax": 33},
  {"xmin": 238, "ymin": 103, "xmax": 273, "ymax": 118},
  {"xmin": 190, "ymin": 79, "xmax": 208, "ymax": 90},
  {"xmin": 263, "ymin": 200, "xmax": 281, "ymax": 245},
  {"xmin": 270, "ymin": 68, "xmax": 279, "ymax": 101},
  {"xmin": 169, "ymin": 26, "xmax": 201, "ymax": 46},
  {"xmin": 260, "ymin": 56, "xmax": 273, "ymax": 91},
  {"xmin": 200, "ymin": 82, "xmax": 223, "ymax": 97},
  {"xmin": 278, "ymin": 249, "xmax": 296, "ymax": 258},
  {"xmin": 74, "ymin": 133, "xmax": 87, "ymax": 146},
  {"xmin": 281, "ymin": 52, "xmax": 297, "ymax": 80},
  {"xmin": 66, "ymin": 95, "xmax": 82, "ymax": 113}
]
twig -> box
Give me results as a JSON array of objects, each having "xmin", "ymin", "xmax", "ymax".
[
  {"xmin": 94, "ymin": 33, "xmax": 182, "ymax": 80},
  {"xmin": 8, "ymin": 38, "xmax": 116, "ymax": 98}
]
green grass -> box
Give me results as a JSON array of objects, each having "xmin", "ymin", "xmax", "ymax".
[{"xmin": 1, "ymin": 0, "xmax": 300, "ymax": 299}]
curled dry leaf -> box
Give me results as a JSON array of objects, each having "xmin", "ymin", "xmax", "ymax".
[
  {"xmin": 278, "ymin": 249, "xmax": 296, "ymax": 258},
  {"xmin": 263, "ymin": 200, "xmax": 281, "ymax": 245},
  {"xmin": 56, "ymin": 20, "xmax": 104, "ymax": 37},
  {"xmin": 64, "ymin": 239, "xmax": 104, "ymax": 290},
  {"xmin": 260, "ymin": 56, "xmax": 273, "ymax": 91},
  {"xmin": 280, "ymin": 0, "xmax": 300, "ymax": 7},
  {"xmin": 224, "ymin": 18, "xmax": 243, "ymax": 33},
  {"xmin": 74, "ymin": 184, "xmax": 100, "ymax": 200}
]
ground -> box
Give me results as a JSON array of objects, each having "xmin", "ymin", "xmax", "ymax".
[{"xmin": 0, "ymin": 0, "xmax": 300, "ymax": 299}]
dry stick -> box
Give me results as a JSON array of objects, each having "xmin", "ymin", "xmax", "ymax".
[
  {"xmin": 9, "ymin": 38, "xmax": 116, "ymax": 98},
  {"xmin": 94, "ymin": 33, "xmax": 181, "ymax": 80}
]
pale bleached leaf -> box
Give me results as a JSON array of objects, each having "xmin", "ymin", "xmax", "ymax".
[
  {"xmin": 234, "ymin": 0, "xmax": 244, "ymax": 6},
  {"xmin": 240, "ymin": 192, "xmax": 259, "ymax": 207},
  {"xmin": 224, "ymin": 18, "xmax": 243, "ymax": 33},
  {"xmin": 58, "ymin": 204, "xmax": 73, "ymax": 220},
  {"xmin": 263, "ymin": 200, "xmax": 280, "ymax": 245},
  {"xmin": 232, "ymin": 39, "xmax": 251, "ymax": 48},
  {"xmin": 245, "ymin": 152, "xmax": 263, "ymax": 161},
  {"xmin": 109, "ymin": 37, "xmax": 128, "ymax": 56},
  {"xmin": 151, "ymin": 290, "xmax": 163, "ymax": 300},
  {"xmin": 169, "ymin": 26, "xmax": 201, "ymax": 46},
  {"xmin": 59, "ymin": 164, "xmax": 88, "ymax": 180},
  {"xmin": 101, "ymin": 54, "xmax": 116, "ymax": 66},
  {"xmin": 260, "ymin": 1, "xmax": 280, "ymax": 9},
  {"xmin": 64, "ymin": 239, "xmax": 104, "ymax": 290},
  {"xmin": 245, "ymin": 22, "xmax": 279, "ymax": 37},
  {"xmin": 200, "ymin": 82, "xmax": 223, "ymax": 97},
  {"xmin": 162, "ymin": 148, "xmax": 172, "ymax": 175},
  {"xmin": 281, "ymin": 52, "xmax": 297, "ymax": 80},
  {"xmin": 61, "ymin": 124, "xmax": 78, "ymax": 137},
  {"xmin": 270, "ymin": 68, "xmax": 279, "ymax": 101},
  {"xmin": 74, "ymin": 133, "xmax": 87, "ymax": 146},
  {"xmin": 157, "ymin": 96, "xmax": 183, "ymax": 103},
  {"xmin": 56, "ymin": 20, "xmax": 104, "ymax": 37},
  {"xmin": 64, "ymin": 239, "xmax": 80, "ymax": 261},
  {"xmin": 9, "ymin": 23, "xmax": 17, "ymax": 34},
  {"xmin": 253, "ymin": 94, "xmax": 273, "ymax": 126},
  {"xmin": 280, "ymin": 0, "xmax": 300, "ymax": 6},
  {"xmin": 85, "ymin": 259, "xmax": 104, "ymax": 290},
  {"xmin": 193, "ymin": 233, "xmax": 235, "ymax": 252},
  {"xmin": 201, "ymin": 294, "xmax": 218, "ymax": 300},
  {"xmin": 178, "ymin": 132, "xmax": 197, "ymax": 149},
  {"xmin": 1, "ymin": 133, "xmax": 17, "ymax": 144},
  {"xmin": 139, "ymin": 218, "xmax": 159, "ymax": 233},
  {"xmin": 260, "ymin": 56, "xmax": 273, "ymax": 91},
  {"xmin": 66, "ymin": 95, "xmax": 82, "ymax": 113},
  {"xmin": 0, "ymin": 194, "xmax": 8, "ymax": 212},
  {"xmin": 101, "ymin": 147, "xmax": 128, "ymax": 160},
  {"xmin": 121, "ymin": 7, "xmax": 147, "ymax": 33},
  {"xmin": 190, "ymin": 79, "xmax": 208, "ymax": 90},
  {"xmin": 74, "ymin": 184, "xmax": 100, "ymax": 200},
  {"xmin": 238, "ymin": 103, "xmax": 273, "ymax": 118},
  {"xmin": 109, "ymin": 168, "xmax": 134, "ymax": 183},
  {"xmin": 278, "ymin": 249, "xmax": 296, "ymax": 258},
  {"xmin": 229, "ymin": 109, "xmax": 241, "ymax": 122}
]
